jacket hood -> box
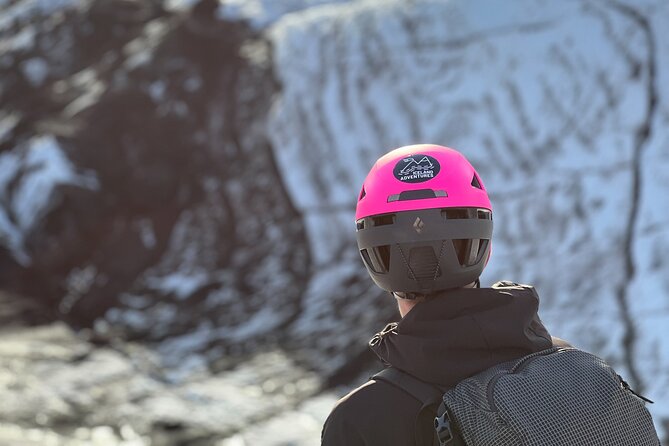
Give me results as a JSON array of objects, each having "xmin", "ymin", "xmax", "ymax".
[{"xmin": 369, "ymin": 281, "xmax": 553, "ymax": 388}]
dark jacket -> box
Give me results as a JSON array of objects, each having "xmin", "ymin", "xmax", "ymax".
[{"xmin": 321, "ymin": 281, "xmax": 554, "ymax": 446}]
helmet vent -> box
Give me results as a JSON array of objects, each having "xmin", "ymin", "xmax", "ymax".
[
  {"xmin": 477, "ymin": 239, "xmax": 490, "ymax": 262},
  {"xmin": 387, "ymin": 189, "xmax": 447, "ymax": 202},
  {"xmin": 356, "ymin": 219, "xmax": 365, "ymax": 231},
  {"xmin": 360, "ymin": 245, "xmax": 391, "ymax": 274},
  {"xmin": 371, "ymin": 214, "xmax": 395, "ymax": 227},
  {"xmin": 453, "ymin": 239, "xmax": 490, "ymax": 267},
  {"xmin": 408, "ymin": 246, "xmax": 441, "ymax": 280},
  {"xmin": 477, "ymin": 209, "xmax": 492, "ymax": 220},
  {"xmin": 442, "ymin": 208, "xmax": 491, "ymax": 220},
  {"xmin": 359, "ymin": 186, "xmax": 366, "ymax": 201},
  {"xmin": 443, "ymin": 208, "xmax": 476, "ymax": 219},
  {"xmin": 471, "ymin": 174, "xmax": 483, "ymax": 189}
]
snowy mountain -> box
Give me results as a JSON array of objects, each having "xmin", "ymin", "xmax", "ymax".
[
  {"xmin": 268, "ymin": 0, "xmax": 669, "ymax": 433},
  {"xmin": 0, "ymin": 0, "xmax": 667, "ymax": 443}
]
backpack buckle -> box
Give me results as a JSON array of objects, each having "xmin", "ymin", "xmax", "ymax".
[{"xmin": 434, "ymin": 411, "xmax": 454, "ymax": 445}]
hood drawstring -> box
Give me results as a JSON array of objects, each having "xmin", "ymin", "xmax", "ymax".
[
  {"xmin": 369, "ymin": 322, "xmax": 398, "ymax": 367},
  {"xmin": 369, "ymin": 322, "xmax": 398, "ymax": 347}
]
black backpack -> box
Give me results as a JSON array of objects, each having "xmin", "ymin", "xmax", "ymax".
[{"xmin": 373, "ymin": 347, "xmax": 660, "ymax": 445}]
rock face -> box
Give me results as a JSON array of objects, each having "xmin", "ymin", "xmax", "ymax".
[
  {"xmin": 0, "ymin": 0, "xmax": 310, "ymax": 362},
  {"xmin": 1, "ymin": 0, "xmax": 669, "ymax": 442}
]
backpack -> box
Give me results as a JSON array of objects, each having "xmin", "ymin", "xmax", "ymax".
[{"xmin": 373, "ymin": 347, "xmax": 660, "ymax": 446}]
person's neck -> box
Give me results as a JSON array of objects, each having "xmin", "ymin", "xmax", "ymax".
[{"xmin": 396, "ymin": 281, "xmax": 478, "ymax": 317}]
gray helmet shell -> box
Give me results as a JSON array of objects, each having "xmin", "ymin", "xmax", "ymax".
[{"xmin": 355, "ymin": 207, "xmax": 493, "ymax": 293}]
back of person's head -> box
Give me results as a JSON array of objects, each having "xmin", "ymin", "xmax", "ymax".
[{"xmin": 355, "ymin": 144, "xmax": 493, "ymax": 299}]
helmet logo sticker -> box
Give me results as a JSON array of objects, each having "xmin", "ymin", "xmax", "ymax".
[
  {"xmin": 393, "ymin": 154, "xmax": 441, "ymax": 183},
  {"xmin": 413, "ymin": 217, "xmax": 425, "ymax": 233}
]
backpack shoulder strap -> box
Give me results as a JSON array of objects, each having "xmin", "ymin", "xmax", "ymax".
[
  {"xmin": 373, "ymin": 367, "xmax": 443, "ymax": 409},
  {"xmin": 372, "ymin": 368, "xmax": 467, "ymax": 446}
]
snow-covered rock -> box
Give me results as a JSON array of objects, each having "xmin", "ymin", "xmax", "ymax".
[
  {"xmin": 0, "ymin": 0, "xmax": 310, "ymax": 359},
  {"xmin": 0, "ymin": 135, "xmax": 98, "ymax": 264},
  {"xmin": 0, "ymin": 320, "xmax": 331, "ymax": 445},
  {"xmin": 267, "ymin": 0, "xmax": 669, "ymax": 435}
]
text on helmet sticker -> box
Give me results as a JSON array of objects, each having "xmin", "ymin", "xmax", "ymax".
[{"xmin": 393, "ymin": 154, "xmax": 441, "ymax": 183}]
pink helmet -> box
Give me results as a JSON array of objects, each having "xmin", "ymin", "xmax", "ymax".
[{"xmin": 355, "ymin": 144, "xmax": 493, "ymax": 295}]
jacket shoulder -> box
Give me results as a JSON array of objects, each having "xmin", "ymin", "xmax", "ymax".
[{"xmin": 321, "ymin": 379, "xmax": 421, "ymax": 445}]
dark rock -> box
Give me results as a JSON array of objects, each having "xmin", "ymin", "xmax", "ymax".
[{"xmin": 0, "ymin": 0, "xmax": 310, "ymax": 364}]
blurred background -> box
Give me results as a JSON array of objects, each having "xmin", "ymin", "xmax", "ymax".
[{"xmin": 1, "ymin": 0, "xmax": 668, "ymax": 444}]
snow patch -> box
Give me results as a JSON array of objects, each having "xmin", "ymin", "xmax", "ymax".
[
  {"xmin": 219, "ymin": 0, "xmax": 357, "ymax": 29},
  {"xmin": 136, "ymin": 218, "xmax": 157, "ymax": 249},
  {"xmin": 13, "ymin": 136, "xmax": 94, "ymax": 230},
  {"xmin": 0, "ymin": 135, "xmax": 99, "ymax": 264},
  {"xmin": 123, "ymin": 19, "xmax": 170, "ymax": 70},
  {"xmin": 145, "ymin": 271, "xmax": 209, "ymax": 299},
  {"xmin": 163, "ymin": 0, "xmax": 199, "ymax": 12},
  {"xmin": 0, "ymin": 0, "xmax": 82, "ymax": 32},
  {"xmin": 148, "ymin": 80, "xmax": 167, "ymax": 102},
  {"xmin": 0, "ymin": 113, "xmax": 19, "ymax": 145},
  {"xmin": 183, "ymin": 76, "xmax": 202, "ymax": 92},
  {"xmin": 62, "ymin": 69, "xmax": 105, "ymax": 117},
  {"xmin": 20, "ymin": 57, "xmax": 49, "ymax": 86}
]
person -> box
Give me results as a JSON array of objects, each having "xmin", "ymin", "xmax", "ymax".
[{"xmin": 321, "ymin": 144, "xmax": 570, "ymax": 446}]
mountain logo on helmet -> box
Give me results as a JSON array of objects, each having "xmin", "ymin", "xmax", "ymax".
[{"xmin": 393, "ymin": 154, "xmax": 440, "ymax": 183}]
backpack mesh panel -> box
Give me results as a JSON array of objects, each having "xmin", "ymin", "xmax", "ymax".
[{"xmin": 442, "ymin": 348, "xmax": 660, "ymax": 446}]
